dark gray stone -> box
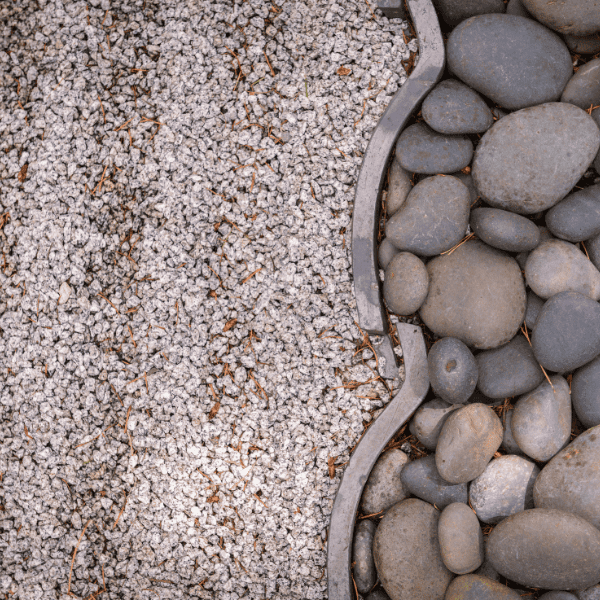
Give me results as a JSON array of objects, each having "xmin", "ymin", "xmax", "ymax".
[
  {"xmin": 436, "ymin": 403, "xmax": 503, "ymax": 484},
  {"xmin": 516, "ymin": 227, "xmax": 554, "ymax": 270},
  {"xmin": 565, "ymin": 34, "xmax": 600, "ymax": 55},
  {"xmin": 476, "ymin": 334, "xmax": 544, "ymax": 399},
  {"xmin": 534, "ymin": 425, "xmax": 600, "ymax": 529},
  {"xmin": 594, "ymin": 107, "xmax": 600, "ymax": 176},
  {"xmin": 353, "ymin": 519, "xmax": 377, "ymax": 594},
  {"xmin": 447, "ymin": 15, "xmax": 572, "ymax": 110},
  {"xmin": 467, "ymin": 389, "xmax": 504, "ymax": 407},
  {"xmin": 512, "ymin": 376, "xmax": 571, "ymax": 462},
  {"xmin": 525, "ymin": 290, "xmax": 545, "ymax": 330},
  {"xmin": 445, "ymin": 575, "xmax": 522, "ymax": 600},
  {"xmin": 506, "ymin": 0, "xmax": 530, "ymax": 17},
  {"xmin": 522, "ymin": 0, "xmax": 600, "ymax": 36},
  {"xmin": 487, "ymin": 508, "xmax": 600, "ymax": 589},
  {"xmin": 420, "ymin": 240, "xmax": 526, "ymax": 350},
  {"xmin": 360, "ymin": 448, "xmax": 410, "ymax": 515},
  {"xmin": 395, "ymin": 123, "xmax": 473, "ymax": 174},
  {"xmin": 546, "ymin": 184, "xmax": 600, "ymax": 242},
  {"xmin": 438, "ymin": 502, "xmax": 484, "ymax": 574},
  {"xmin": 540, "ymin": 593, "xmax": 579, "ymax": 600},
  {"xmin": 562, "ymin": 59, "xmax": 600, "ymax": 112},
  {"xmin": 428, "ymin": 337, "xmax": 478, "ymax": 404},
  {"xmin": 432, "ymin": 0, "xmax": 505, "ymax": 28},
  {"xmin": 452, "ymin": 171, "xmax": 479, "ymax": 205},
  {"xmin": 502, "ymin": 408, "xmax": 523, "ymax": 455},
  {"xmin": 410, "ymin": 399, "xmax": 459, "ymax": 451},
  {"xmin": 383, "ymin": 252, "xmax": 429, "ymax": 316},
  {"xmin": 588, "ymin": 231, "xmax": 600, "ymax": 272},
  {"xmin": 400, "ymin": 455, "xmax": 468, "ymax": 508},
  {"xmin": 386, "ymin": 175, "xmax": 470, "ymax": 256},
  {"xmin": 422, "ymin": 79, "xmax": 494, "ymax": 135},
  {"xmin": 572, "ymin": 356, "xmax": 600, "ymax": 428},
  {"xmin": 471, "ymin": 208, "xmax": 540, "ymax": 252},
  {"xmin": 366, "ymin": 591, "xmax": 392, "ymax": 600},
  {"xmin": 378, "ymin": 238, "xmax": 398, "ymax": 270},
  {"xmin": 373, "ymin": 499, "xmax": 453, "ymax": 600},
  {"xmin": 469, "ymin": 455, "xmax": 539, "ymax": 524},
  {"xmin": 532, "ymin": 291, "xmax": 600, "ymax": 373},
  {"xmin": 386, "ymin": 158, "xmax": 412, "ymax": 217},
  {"xmin": 473, "ymin": 103, "xmax": 600, "ymax": 214}
]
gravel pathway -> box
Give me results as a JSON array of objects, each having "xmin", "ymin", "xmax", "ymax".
[{"xmin": 0, "ymin": 0, "xmax": 414, "ymax": 597}]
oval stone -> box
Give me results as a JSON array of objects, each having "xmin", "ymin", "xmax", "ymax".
[
  {"xmin": 470, "ymin": 208, "xmax": 540, "ymax": 252},
  {"xmin": 386, "ymin": 175, "xmax": 470, "ymax": 256},
  {"xmin": 395, "ymin": 123, "xmax": 473, "ymax": 174},
  {"xmin": 534, "ymin": 426, "xmax": 600, "ymax": 529},
  {"xmin": 383, "ymin": 252, "xmax": 429, "ymax": 316},
  {"xmin": 447, "ymin": 15, "xmax": 572, "ymax": 110},
  {"xmin": 473, "ymin": 103, "xmax": 600, "ymax": 214},
  {"xmin": 562, "ymin": 59, "xmax": 600, "ymax": 111},
  {"xmin": 502, "ymin": 408, "xmax": 523, "ymax": 455},
  {"xmin": 387, "ymin": 158, "xmax": 412, "ymax": 217},
  {"xmin": 532, "ymin": 291, "xmax": 600, "ymax": 373},
  {"xmin": 469, "ymin": 455, "xmax": 539, "ymax": 523},
  {"xmin": 565, "ymin": 34, "xmax": 600, "ymax": 55},
  {"xmin": 546, "ymin": 184, "xmax": 600, "ymax": 243},
  {"xmin": 379, "ymin": 238, "xmax": 398, "ymax": 270},
  {"xmin": 445, "ymin": 575, "xmax": 521, "ymax": 600},
  {"xmin": 422, "ymin": 79, "xmax": 494, "ymax": 135},
  {"xmin": 436, "ymin": 403, "xmax": 503, "ymax": 484},
  {"xmin": 487, "ymin": 508, "xmax": 600, "ymax": 589},
  {"xmin": 572, "ymin": 356, "xmax": 600, "ymax": 428},
  {"xmin": 354, "ymin": 519, "xmax": 377, "ymax": 594},
  {"xmin": 438, "ymin": 502, "xmax": 484, "ymax": 574},
  {"xmin": 420, "ymin": 240, "xmax": 526, "ymax": 350},
  {"xmin": 522, "ymin": 0, "xmax": 600, "ymax": 36},
  {"xmin": 410, "ymin": 399, "xmax": 459, "ymax": 451},
  {"xmin": 373, "ymin": 499, "xmax": 453, "ymax": 600},
  {"xmin": 476, "ymin": 334, "xmax": 544, "ymax": 399}
]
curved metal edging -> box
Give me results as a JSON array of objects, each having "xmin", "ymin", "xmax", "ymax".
[{"xmin": 351, "ymin": 0, "xmax": 445, "ymax": 379}]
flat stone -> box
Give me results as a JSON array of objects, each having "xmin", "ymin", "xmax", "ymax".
[
  {"xmin": 386, "ymin": 175, "xmax": 470, "ymax": 256},
  {"xmin": 472, "ymin": 103, "xmax": 600, "ymax": 214},
  {"xmin": 361, "ymin": 449, "xmax": 410, "ymax": 516},
  {"xmin": 546, "ymin": 184, "xmax": 600, "ymax": 242},
  {"xmin": 534, "ymin": 426, "xmax": 600, "ymax": 529},
  {"xmin": 387, "ymin": 158, "xmax": 412, "ymax": 217},
  {"xmin": 379, "ymin": 238, "xmax": 398, "ymax": 270},
  {"xmin": 447, "ymin": 15, "xmax": 572, "ymax": 110},
  {"xmin": 476, "ymin": 335, "xmax": 544, "ymax": 400},
  {"xmin": 562, "ymin": 59, "xmax": 600, "ymax": 112},
  {"xmin": 436, "ymin": 403, "xmax": 503, "ymax": 484},
  {"xmin": 525, "ymin": 290, "xmax": 544, "ymax": 329},
  {"xmin": 400, "ymin": 455, "xmax": 468, "ymax": 508},
  {"xmin": 522, "ymin": 0, "xmax": 600, "ymax": 36},
  {"xmin": 445, "ymin": 575, "xmax": 521, "ymax": 600},
  {"xmin": 428, "ymin": 337, "xmax": 478, "ymax": 404},
  {"xmin": 420, "ymin": 240, "xmax": 526, "ymax": 350},
  {"xmin": 373, "ymin": 499, "xmax": 453, "ymax": 600},
  {"xmin": 502, "ymin": 408, "xmax": 523, "ymax": 455},
  {"xmin": 540, "ymin": 593, "xmax": 579, "ymax": 600},
  {"xmin": 512, "ymin": 376, "xmax": 571, "ymax": 462},
  {"xmin": 565, "ymin": 34, "xmax": 600, "ymax": 55},
  {"xmin": 410, "ymin": 399, "xmax": 459, "ymax": 451},
  {"xmin": 422, "ymin": 79, "xmax": 494, "ymax": 135},
  {"xmin": 487, "ymin": 508, "xmax": 600, "ymax": 589},
  {"xmin": 395, "ymin": 123, "xmax": 473, "ymax": 174},
  {"xmin": 354, "ymin": 519, "xmax": 377, "ymax": 594},
  {"xmin": 469, "ymin": 455, "xmax": 539, "ymax": 524},
  {"xmin": 432, "ymin": 0, "xmax": 505, "ymax": 28},
  {"xmin": 532, "ymin": 291, "xmax": 600, "ymax": 373},
  {"xmin": 470, "ymin": 208, "xmax": 540, "ymax": 253},
  {"xmin": 438, "ymin": 502, "xmax": 484, "ymax": 574},
  {"xmin": 572, "ymin": 356, "xmax": 600, "ymax": 428},
  {"xmin": 505, "ymin": 0, "xmax": 530, "ymax": 17},
  {"xmin": 383, "ymin": 253, "xmax": 429, "ymax": 316}
]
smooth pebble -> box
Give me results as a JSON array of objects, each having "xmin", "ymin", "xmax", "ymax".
[
  {"xmin": 361, "ymin": 449, "xmax": 410, "ymax": 516},
  {"xmin": 383, "ymin": 253, "xmax": 429, "ymax": 316},
  {"xmin": 387, "ymin": 158, "xmax": 412, "ymax": 216},
  {"xmin": 410, "ymin": 399, "xmax": 459, "ymax": 451},
  {"xmin": 438, "ymin": 502, "xmax": 484, "ymax": 574},
  {"xmin": 546, "ymin": 184, "xmax": 600, "ymax": 243},
  {"xmin": 470, "ymin": 208, "xmax": 540, "ymax": 252},
  {"xmin": 379, "ymin": 238, "xmax": 398, "ymax": 270},
  {"xmin": 353, "ymin": 520, "xmax": 377, "ymax": 594},
  {"xmin": 572, "ymin": 356, "xmax": 600, "ymax": 428},
  {"xmin": 522, "ymin": 0, "xmax": 600, "ymax": 36},
  {"xmin": 561, "ymin": 59, "xmax": 600, "ymax": 110},
  {"xmin": 445, "ymin": 575, "xmax": 521, "ymax": 600}
]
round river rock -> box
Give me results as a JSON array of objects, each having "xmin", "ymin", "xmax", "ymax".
[
  {"xmin": 383, "ymin": 253, "xmax": 429, "ymax": 316},
  {"xmin": 361, "ymin": 448, "xmax": 409, "ymax": 516},
  {"xmin": 470, "ymin": 208, "xmax": 540, "ymax": 252},
  {"xmin": 438, "ymin": 502, "xmax": 484, "ymax": 574},
  {"xmin": 522, "ymin": 0, "xmax": 600, "ymax": 36},
  {"xmin": 379, "ymin": 238, "xmax": 398, "ymax": 270},
  {"xmin": 387, "ymin": 158, "xmax": 412, "ymax": 217},
  {"xmin": 561, "ymin": 59, "xmax": 600, "ymax": 111},
  {"xmin": 353, "ymin": 519, "xmax": 377, "ymax": 594},
  {"xmin": 445, "ymin": 574, "xmax": 522, "ymax": 600},
  {"xmin": 546, "ymin": 184, "xmax": 600, "ymax": 243},
  {"xmin": 410, "ymin": 399, "xmax": 458, "ymax": 450}
]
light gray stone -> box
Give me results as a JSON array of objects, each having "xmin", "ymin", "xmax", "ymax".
[{"xmin": 383, "ymin": 252, "xmax": 429, "ymax": 316}]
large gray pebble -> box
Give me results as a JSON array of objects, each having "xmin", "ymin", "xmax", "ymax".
[
  {"xmin": 420, "ymin": 240, "xmax": 526, "ymax": 350},
  {"xmin": 395, "ymin": 123, "xmax": 473, "ymax": 174},
  {"xmin": 540, "ymin": 593, "xmax": 579, "ymax": 600},
  {"xmin": 525, "ymin": 290, "xmax": 545, "ymax": 329},
  {"xmin": 422, "ymin": 79, "xmax": 494, "ymax": 135},
  {"xmin": 502, "ymin": 408, "xmax": 523, "ymax": 455},
  {"xmin": 373, "ymin": 499, "xmax": 453, "ymax": 600},
  {"xmin": 534, "ymin": 425, "xmax": 600, "ymax": 529},
  {"xmin": 525, "ymin": 239, "xmax": 600, "ymax": 300},
  {"xmin": 469, "ymin": 455, "xmax": 539, "ymax": 523},
  {"xmin": 410, "ymin": 399, "xmax": 459, "ymax": 450},
  {"xmin": 353, "ymin": 519, "xmax": 377, "ymax": 593},
  {"xmin": 470, "ymin": 208, "xmax": 540, "ymax": 252},
  {"xmin": 447, "ymin": 15, "xmax": 572, "ymax": 110},
  {"xmin": 387, "ymin": 158, "xmax": 412, "ymax": 217},
  {"xmin": 361, "ymin": 448, "xmax": 410, "ymax": 516},
  {"xmin": 386, "ymin": 175, "xmax": 470, "ymax": 256},
  {"xmin": 445, "ymin": 575, "xmax": 521, "ymax": 600},
  {"xmin": 400, "ymin": 455, "xmax": 468, "ymax": 508},
  {"xmin": 522, "ymin": 0, "xmax": 600, "ymax": 36},
  {"xmin": 473, "ymin": 103, "xmax": 600, "ymax": 214},
  {"xmin": 562, "ymin": 59, "xmax": 600, "ymax": 110},
  {"xmin": 476, "ymin": 335, "xmax": 544, "ymax": 399},
  {"xmin": 487, "ymin": 508, "xmax": 600, "ymax": 589},
  {"xmin": 379, "ymin": 238, "xmax": 398, "ymax": 270},
  {"xmin": 429, "ymin": 337, "xmax": 478, "ymax": 404},
  {"xmin": 546, "ymin": 184, "xmax": 600, "ymax": 242},
  {"xmin": 436, "ymin": 403, "xmax": 503, "ymax": 484},
  {"xmin": 432, "ymin": 0, "xmax": 505, "ymax": 28},
  {"xmin": 438, "ymin": 502, "xmax": 484, "ymax": 574},
  {"xmin": 532, "ymin": 291, "xmax": 600, "ymax": 373},
  {"xmin": 512, "ymin": 376, "xmax": 571, "ymax": 462},
  {"xmin": 572, "ymin": 356, "xmax": 600, "ymax": 428},
  {"xmin": 565, "ymin": 35, "xmax": 600, "ymax": 55},
  {"xmin": 383, "ymin": 253, "xmax": 429, "ymax": 316}
]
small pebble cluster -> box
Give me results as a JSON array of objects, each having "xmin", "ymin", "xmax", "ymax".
[{"xmin": 353, "ymin": 1, "xmax": 600, "ymax": 600}]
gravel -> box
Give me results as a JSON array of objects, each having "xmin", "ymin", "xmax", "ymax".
[{"xmin": 0, "ymin": 0, "xmax": 415, "ymax": 598}]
